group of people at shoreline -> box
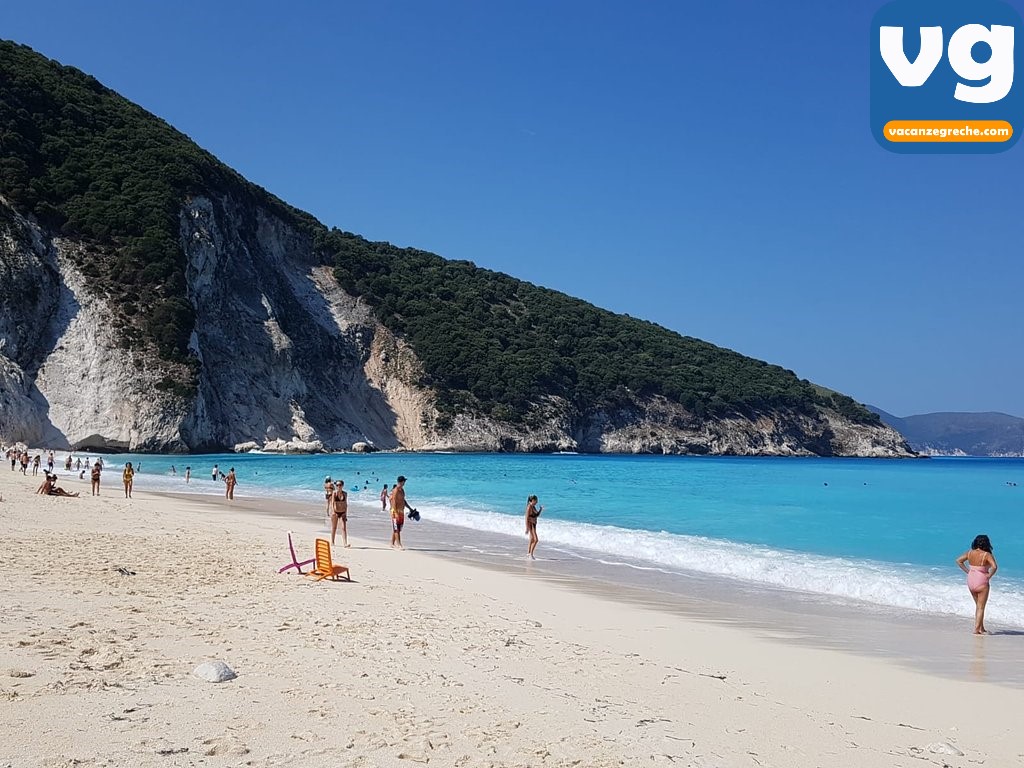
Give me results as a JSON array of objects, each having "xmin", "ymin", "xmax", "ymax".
[
  {"xmin": 322, "ymin": 474, "xmax": 418, "ymax": 550},
  {"xmin": 319, "ymin": 473, "xmax": 544, "ymax": 557},
  {"xmin": 4, "ymin": 445, "xmax": 1002, "ymax": 633}
]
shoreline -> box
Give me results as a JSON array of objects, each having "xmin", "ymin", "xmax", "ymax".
[
  {"xmin": 16, "ymin": 460, "xmax": 1024, "ymax": 689},
  {"xmin": 3, "ymin": 468, "xmax": 1023, "ymax": 766},
  {"xmin": 160, "ymin": 481, "xmax": 1024, "ymax": 690}
]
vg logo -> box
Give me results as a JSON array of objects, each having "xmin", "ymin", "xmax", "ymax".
[{"xmin": 871, "ymin": 0, "xmax": 1023, "ymax": 153}]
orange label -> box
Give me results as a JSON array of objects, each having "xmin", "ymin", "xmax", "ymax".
[{"xmin": 883, "ymin": 120, "xmax": 1013, "ymax": 142}]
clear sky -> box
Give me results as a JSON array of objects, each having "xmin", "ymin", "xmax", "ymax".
[{"xmin": 2, "ymin": 1, "xmax": 1022, "ymax": 417}]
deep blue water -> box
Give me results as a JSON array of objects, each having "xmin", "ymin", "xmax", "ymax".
[{"xmin": 72, "ymin": 452, "xmax": 1024, "ymax": 626}]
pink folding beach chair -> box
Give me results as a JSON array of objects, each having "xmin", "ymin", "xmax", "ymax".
[{"xmin": 278, "ymin": 531, "xmax": 316, "ymax": 574}]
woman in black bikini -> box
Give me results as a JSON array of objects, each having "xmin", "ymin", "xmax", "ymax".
[{"xmin": 525, "ymin": 495, "xmax": 543, "ymax": 559}]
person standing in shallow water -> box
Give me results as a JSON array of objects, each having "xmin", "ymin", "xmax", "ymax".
[
  {"xmin": 525, "ymin": 495, "xmax": 543, "ymax": 559},
  {"xmin": 380, "ymin": 484, "xmax": 389, "ymax": 513},
  {"xmin": 957, "ymin": 534, "xmax": 999, "ymax": 635}
]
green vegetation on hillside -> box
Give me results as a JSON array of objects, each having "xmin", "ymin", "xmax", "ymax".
[
  {"xmin": 0, "ymin": 40, "xmax": 312, "ymax": 363},
  {"xmin": 322, "ymin": 230, "xmax": 879, "ymax": 424},
  {"xmin": 0, "ymin": 40, "xmax": 880, "ymax": 427}
]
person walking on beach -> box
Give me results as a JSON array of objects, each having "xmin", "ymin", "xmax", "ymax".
[
  {"xmin": 184, "ymin": 466, "xmax": 191, "ymax": 484},
  {"xmin": 330, "ymin": 479, "xmax": 349, "ymax": 548},
  {"xmin": 32, "ymin": 454, "xmax": 40, "ymax": 476},
  {"xmin": 90, "ymin": 460, "xmax": 102, "ymax": 496},
  {"xmin": 47, "ymin": 451, "xmax": 54, "ymax": 473},
  {"xmin": 957, "ymin": 534, "xmax": 999, "ymax": 635},
  {"xmin": 380, "ymin": 484, "xmax": 389, "ymax": 512},
  {"xmin": 224, "ymin": 467, "xmax": 237, "ymax": 500},
  {"xmin": 389, "ymin": 476, "xmax": 411, "ymax": 550},
  {"xmin": 525, "ymin": 495, "xmax": 543, "ymax": 559},
  {"xmin": 122, "ymin": 462, "xmax": 135, "ymax": 498},
  {"xmin": 323, "ymin": 476, "xmax": 335, "ymax": 519}
]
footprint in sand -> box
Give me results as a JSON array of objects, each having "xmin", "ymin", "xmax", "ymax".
[{"xmin": 201, "ymin": 734, "xmax": 250, "ymax": 756}]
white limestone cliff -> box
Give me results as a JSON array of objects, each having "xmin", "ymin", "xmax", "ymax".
[{"xmin": 0, "ymin": 195, "xmax": 914, "ymax": 457}]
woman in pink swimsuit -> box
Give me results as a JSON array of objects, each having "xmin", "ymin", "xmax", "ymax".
[{"xmin": 956, "ymin": 534, "xmax": 998, "ymax": 635}]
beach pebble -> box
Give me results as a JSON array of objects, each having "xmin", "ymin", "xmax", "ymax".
[
  {"xmin": 192, "ymin": 661, "xmax": 236, "ymax": 683},
  {"xmin": 7, "ymin": 669, "xmax": 34, "ymax": 678}
]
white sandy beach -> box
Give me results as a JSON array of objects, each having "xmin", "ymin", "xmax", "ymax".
[{"xmin": 1, "ymin": 468, "xmax": 1022, "ymax": 768}]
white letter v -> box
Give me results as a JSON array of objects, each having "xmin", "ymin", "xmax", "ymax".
[{"xmin": 880, "ymin": 26, "xmax": 944, "ymax": 86}]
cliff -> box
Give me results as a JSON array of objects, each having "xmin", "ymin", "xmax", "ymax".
[
  {"xmin": 0, "ymin": 41, "xmax": 913, "ymax": 457},
  {"xmin": 0, "ymin": 193, "xmax": 911, "ymax": 456}
]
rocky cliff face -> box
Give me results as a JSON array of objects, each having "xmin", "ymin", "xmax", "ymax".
[
  {"xmin": 0, "ymin": 194, "xmax": 433, "ymax": 453},
  {"xmin": 0, "ymin": 194, "xmax": 913, "ymax": 457}
]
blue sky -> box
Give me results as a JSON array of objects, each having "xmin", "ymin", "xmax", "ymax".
[{"xmin": 3, "ymin": 1, "xmax": 1022, "ymax": 416}]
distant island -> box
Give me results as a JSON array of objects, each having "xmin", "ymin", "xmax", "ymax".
[
  {"xmin": 0, "ymin": 40, "xmax": 911, "ymax": 457},
  {"xmin": 870, "ymin": 408, "xmax": 1024, "ymax": 457}
]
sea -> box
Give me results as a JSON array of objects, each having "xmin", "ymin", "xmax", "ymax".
[{"xmin": 74, "ymin": 452, "xmax": 1024, "ymax": 630}]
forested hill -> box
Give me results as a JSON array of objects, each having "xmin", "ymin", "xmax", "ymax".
[
  {"xmin": 323, "ymin": 234, "xmax": 875, "ymax": 424},
  {"xmin": 0, "ymin": 40, "xmax": 316, "ymax": 363},
  {"xmin": 0, "ymin": 40, "xmax": 901, "ymax": 455}
]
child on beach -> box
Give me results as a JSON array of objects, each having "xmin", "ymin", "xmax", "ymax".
[
  {"xmin": 324, "ymin": 476, "xmax": 335, "ymax": 519},
  {"xmin": 525, "ymin": 495, "xmax": 543, "ymax": 559}
]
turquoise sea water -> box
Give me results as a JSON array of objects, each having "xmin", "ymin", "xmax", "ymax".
[{"xmin": 80, "ymin": 452, "xmax": 1024, "ymax": 627}]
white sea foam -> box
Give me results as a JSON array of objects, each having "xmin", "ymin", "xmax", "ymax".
[
  {"xmin": 112, "ymin": 469, "xmax": 1024, "ymax": 629},
  {"xmin": 424, "ymin": 503, "xmax": 1024, "ymax": 628}
]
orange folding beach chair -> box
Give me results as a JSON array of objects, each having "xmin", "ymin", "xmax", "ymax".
[{"xmin": 305, "ymin": 538, "xmax": 351, "ymax": 582}]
